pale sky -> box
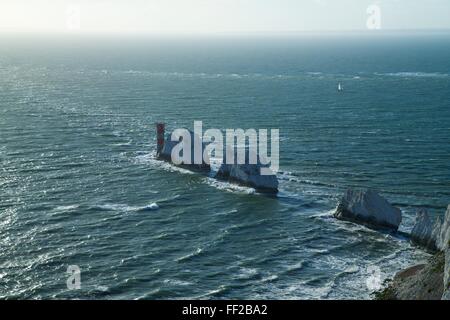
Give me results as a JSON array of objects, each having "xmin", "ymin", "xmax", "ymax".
[{"xmin": 0, "ymin": 0, "xmax": 449, "ymax": 34}]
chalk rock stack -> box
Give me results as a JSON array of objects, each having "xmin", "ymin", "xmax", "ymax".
[
  {"xmin": 410, "ymin": 206, "xmax": 450, "ymax": 300},
  {"xmin": 334, "ymin": 187, "xmax": 450, "ymax": 300},
  {"xmin": 334, "ymin": 189, "xmax": 402, "ymax": 231},
  {"xmin": 411, "ymin": 209, "xmax": 438, "ymax": 251},
  {"xmin": 444, "ymin": 247, "xmax": 450, "ymax": 300},
  {"xmin": 411, "ymin": 205, "xmax": 450, "ymax": 252},
  {"xmin": 437, "ymin": 206, "xmax": 450, "ymax": 251},
  {"xmin": 216, "ymin": 163, "xmax": 278, "ymax": 193},
  {"xmin": 215, "ymin": 149, "xmax": 278, "ymax": 194},
  {"xmin": 157, "ymin": 129, "xmax": 210, "ymax": 171}
]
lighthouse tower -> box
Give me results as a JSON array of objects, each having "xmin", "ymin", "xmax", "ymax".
[{"xmin": 156, "ymin": 123, "xmax": 165, "ymax": 156}]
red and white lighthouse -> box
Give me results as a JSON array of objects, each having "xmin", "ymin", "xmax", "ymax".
[{"xmin": 156, "ymin": 122, "xmax": 165, "ymax": 155}]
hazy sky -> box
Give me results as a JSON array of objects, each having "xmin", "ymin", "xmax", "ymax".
[{"xmin": 0, "ymin": 0, "xmax": 449, "ymax": 34}]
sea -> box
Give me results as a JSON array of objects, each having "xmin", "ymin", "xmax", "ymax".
[{"xmin": 1, "ymin": 32, "xmax": 450, "ymax": 299}]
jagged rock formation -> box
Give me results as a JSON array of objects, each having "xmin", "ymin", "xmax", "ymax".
[
  {"xmin": 411, "ymin": 209, "xmax": 437, "ymax": 251},
  {"xmin": 216, "ymin": 162, "xmax": 278, "ymax": 193},
  {"xmin": 411, "ymin": 205, "xmax": 450, "ymax": 252},
  {"xmin": 156, "ymin": 126, "xmax": 278, "ymax": 193},
  {"xmin": 334, "ymin": 189, "xmax": 402, "ymax": 231},
  {"xmin": 444, "ymin": 248, "xmax": 450, "ymax": 300},
  {"xmin": 214, "ymin": 147, "xmax": 278, "ymax": 193},
  {"xmin": 376, "ymin": 205, "xmax": 450, "ymax": 300},
  {"xmin": 157, "ymin": 130, "xmax": 210, "ymax": 172},
  {"xmin": 442, "ymin": 288, "xmax": 450, "ymax": 300},
  {"xmin": 437, "ymin": 206, "xmax": 450, "ymax": 251}
]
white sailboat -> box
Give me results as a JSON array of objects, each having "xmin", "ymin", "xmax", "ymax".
[{"xmin": 338, "ymin": 82, "xmax": 343, "ymax": 92}]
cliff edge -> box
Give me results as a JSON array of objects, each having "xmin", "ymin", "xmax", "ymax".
[
  {"xmin": 374, "ymin": 206, "xmax": 450, "ymax": 300},
  {"xmin": 373, "ymin": 252, "xmax": 445, "ymax": 300}
]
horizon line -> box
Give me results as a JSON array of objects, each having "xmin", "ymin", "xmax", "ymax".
[{"xmin": 1, "ymin": 28, "xmax": 450, "ymax": 37}]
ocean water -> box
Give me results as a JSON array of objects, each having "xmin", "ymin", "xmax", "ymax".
[{"xmin": 1, "ymin": 33, "xmax": 450, "ymax": 299}]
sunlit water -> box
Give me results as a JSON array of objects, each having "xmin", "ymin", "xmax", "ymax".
[{"xmin": 1, "ymin": 33, "xmax": 449, "ymax": 299}]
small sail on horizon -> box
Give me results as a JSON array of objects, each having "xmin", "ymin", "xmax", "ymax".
[{"xmin": 338, "ymin": 82, "xmax": 343, "ymax": 92}]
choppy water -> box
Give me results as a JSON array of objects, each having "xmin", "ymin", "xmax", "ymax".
[{"xmin": 1, "ymin": 33, "xmax": 450, "ymax": 299}]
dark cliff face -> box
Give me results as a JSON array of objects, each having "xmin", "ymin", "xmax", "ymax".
[{"xmin": 374, "ymin": 252, "xmax": 445, "ymax": 300}]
